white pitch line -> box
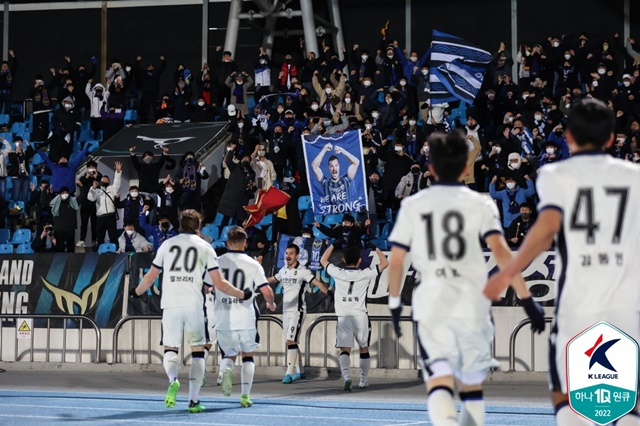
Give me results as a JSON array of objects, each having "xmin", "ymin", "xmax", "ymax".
[
  {"xmin": 0, "ymin": 403, "xmax": 409, "ymax": 423},
  {"xmin": 0, "ymin": 414, "xmax": 258, "ymax": 426}
]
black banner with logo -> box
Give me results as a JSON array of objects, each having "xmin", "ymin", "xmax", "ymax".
[{"xmin": 0, "ymin": 253, "xmax": 127, "ymax": 328}]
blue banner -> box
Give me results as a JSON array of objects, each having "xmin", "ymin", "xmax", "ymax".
[
  {"xmin": 302, "ymin": 130, "xmax": 369, "ymax": 215},
  {"xmin": 276, "ymin": 234, "xmax": 328, "ymax": 271}
]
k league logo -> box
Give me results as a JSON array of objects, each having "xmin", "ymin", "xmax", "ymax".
[{"xmin": 567, "ymin": 322, "xmax": 639, "ymax": 425}]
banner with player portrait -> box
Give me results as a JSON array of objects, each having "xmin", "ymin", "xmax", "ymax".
[
  {"xmin": 276, "ymin": 234, "xmax": 328, "ymax": 271},
  {"xmin": 302, "ymin": 130, "xmax": 369, "ymax": 215}
]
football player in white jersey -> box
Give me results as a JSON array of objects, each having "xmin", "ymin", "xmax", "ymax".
[
  {"xmin": 215, "ymin": 226, "xmax": 276, "ymax": 408},
  {"xmin": 267, "ymin": 243, "xmax": 331, "ymax": 384},
  {"xmin": 486, "ymin": 99, "xmax": 640, "ymax": 426},
  {"xmin": 132, "ymin": 210, "xmax": 252, "ymax": 413},
  {"xmin": 320, "ymin": 243, "xmax": 388, "ymax": 392},
  {"xmin": 387, "ymin": 132, "xmax": 545, "ymax": 426}
]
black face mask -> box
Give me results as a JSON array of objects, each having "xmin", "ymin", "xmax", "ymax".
[
  {"xmin": 241, "ymin": 161, "xmax": 251, "ymax": 168},
  {"xmin": 101, "ymin": 182, "xmax": 109, "ymax": 188},
  {"xmin": 411, "ymin": 169, "xmax": 420, "ymax": 175},
  {"xmin": 161, "ymin": 222, "xmax": 170, "ymax": 230},
  {"xmin": 59, "ymin": 163, "xmax": 68, "ymax": 167},
  {"xmin": 186, "ymin": 157, "xmax": 194, "ymax": 164}
]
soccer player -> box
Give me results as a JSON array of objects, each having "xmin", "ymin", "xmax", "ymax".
[
  {"xmin": 132, "ymin": 210, "xmax": 252, "ymax": 413},
  {"xmin": 311, "ymin": 142, "xmax": 360, "ymax": 212},
  {"xmin": 215, "ymin": 227, "xmax": 276, "ymax": 407},
  {"xmin": 485, "ymin": 98, "xmax": 640, "ymax": 426},
  {"xmin": 320, "ymin": 243, "xmax": 388, "ymax": 391},
  {"xmin": 387, "ymin": 131, "xmax": 545, "ymax": 426},
  {"xmin": 267, "ymin": 243, "xmax": 331, "ymax": 383}
]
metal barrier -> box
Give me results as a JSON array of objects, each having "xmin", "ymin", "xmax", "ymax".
[
  {"xmin": 0, "ymin": 314, "xmax": 101, "ymax": 363},
  {"xmin": 304, "ymin": 315, "xmax": 419, "ymax": 369},
  {"xmin": 508, "ymin": 316, "xmax": 554, "ymax": 371},
  {"xmin": 112, "ymin": 315, "xmax": 284, "ymax": 365}
]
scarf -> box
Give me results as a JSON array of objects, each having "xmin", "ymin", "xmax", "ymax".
[
  {"xmin": 182, "ymin": 162, "xmax": 198, "ymax": 191},
  {"xmin": 233, "ymin": 82, "xmax": 244, "ymax": 104},
  {"xmin": 124, "ymin": 232, "xmax": 135, "ymax": 252},
  {"xmin": 124, "ymin": 197, "xmax": 143, "ymax": 221}
]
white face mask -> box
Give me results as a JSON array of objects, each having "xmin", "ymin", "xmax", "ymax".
[
  {"xmin": 87, "ymin": 168, "xmax": 96, "ymax": 174},
  {"xmin": 534, "ymin": 114, "xmax": 542, "ymax": 121},
  {"xmin": 387, "ymin": 54, "xmax": 394, "ymax": 59},
  {"xmin": 399, "ymin": 81, "xmax": 407, "ymax": 87},
  {"xmin": 506, "ymin": 182, "xmax": 516, "ymax": 190},
  {"xmin": 311, "ymin": 104, "xmax": 319, "ymax": 111},
  {"xmin": 344, "ymin": 98, "xmax": 351, "ymax": 104},
  {"xmin": 564, "ymin": 54, "xmax": 571, "ymax": 60},
  {"xmin": 597, "ymin": 68, "xmax": 606, "ymax": 75},
  {"xmin": 237, "ymin": 123, "xmax": 244, "ymax": 128},
  {"xmin": 197, "ymin": 101, "xmax": 205, "ymax": 106},
  {"xmin": 592, "ymin": 80, "xmax": 599, "ymax": 87},
  {"xmin": 125, "ymin": 230, "xmax": 135, "ymax": 236},
  {"xmin": 508, "ymin": 160, "xmax": 521, "ymax": 170},
  {"xmin": 371, "ymin": 112, "xmax": 379, "ymax": 118},
  {"xmin": 165, "ymin": 187, "xmax": 174, "ymax": 194},
  {"xmin": 130, "ymin": 191, "xmax": 139, "ymax": 198},
  {"xmin": 394, "ymin": 145, "xmax": 403, "ymax": 152},
  {"xmin": 385, "ymin": 98, "xmax": 392, "ymax": 104},
  {"xmin": 421, "ymin": 69, "xmax": 429, "ymax": 76},
  {"xmin": 258, "ymin": 150, "xmax": 266, "ymax": 157},
  {"xmin": 365, "ymin": 124, "xmax": 372, "ymax": 130},
  {"xmin": 506, "ymin": 116, "xmax": 514, "ymax": 123},
  {"xmin": 546, "ymin": 147, "xmax": 555, "ymax": 154},
  {"xmin": 624, "ymin": 81, "xmax": 631, "ymax": 87},
  {"xmin": 494, "ymin": 146, "xmax": 502, "ymax": 154},
  {"xmin": 410, "ymin": 57, "xmax": 418, "ymax": 62},
  {"xmin": 125, "ymin": 66, "xmax": 132, "ymax": 72},
  {"xmin": 363, "ymin": 80, "xmax": 372, "ymax": 87},
  {"xmin": 325, "ymin": 88, "xmax": 332, "ymax": 95},
  {"xmin": 522, "ymin": 94, "xmax": 529, "ymax": 100},
  {"xmin": 408, "ymin": 120, "xmax": 416, "ymax": 126},
  {"xmin": 553, "ymin": 41, "xmax": 560, "ymax": 48},
  {"xmin": 361, "ymin": 55, "xmax": 368, "ymax": 61},
  {"xmin": 61, "ymin": 194, "xmax": 69, "ymax": 200},
  {"xmin": 277, "ymin": 108, "xmax": 284, "ymax": 114}
]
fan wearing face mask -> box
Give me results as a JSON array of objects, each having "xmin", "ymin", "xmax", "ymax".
[
  {"xmin": 139, "ymin": 209, "xmax": 178, "ymax": 252},
  {"xmin": 489, "ymin": 173, "xmax": 535, "ymax": 228},
  {"xmin": 312, "ymin": 70, "xmax": 347, "ymax": 117},
  {"xmin": 350, "ymin": 44, "xmax": 377, "ymax": 82},
  {"xmin": 48, "ymin": 96, "xmax": 82, "ymax": 162},
  {"xmin": 116, "ymin": 184, "xmax": 148, "ymax": 235},
  {"xmin": 117, "ymin": 220, "xmax": 152, "ymax": 253},
  {"xmin": 175, "ymin": 152, "xmax": 209, "ymax": 211},
  {"xmin": 157, "ymin": 175, "xmax": 181, "ymax": 229},
  {"xmin": 380, "ymin": 44, "xmax": 404, "ymax": 88},
  {"xmin": 49, "ymin": 186, "xmax": 79, "ymax": 253},
  {"xmin": 250, "ymin": 144, "xmax": 277, "ymax": 191}
]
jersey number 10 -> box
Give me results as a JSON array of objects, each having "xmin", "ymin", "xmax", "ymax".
[{"xmin": 570, "ymin": 187, "xmax": 628, "ymax": 244}]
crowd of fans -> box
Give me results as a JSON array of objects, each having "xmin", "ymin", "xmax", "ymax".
[{"xmin": 2, "ymin": 28, "xmax": 640, "ymax": 256}]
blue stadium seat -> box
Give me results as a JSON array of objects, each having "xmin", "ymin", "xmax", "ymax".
[
  {"xmin": 124, "ymin": 109, "xmax": 138, "ymax": 124},
  {"xmin": 301, "ymin": 209, "xmax": 315, "ymax": 227},
  {"xmin": 218, "ymin": 225, "xmax": 235, "ymax": 242},
  {"xmin": 212, "ymin": 212, "xmax": 224, "ymax": 226},
  {"xmin": 0, "ymin": 114, "xmax": 9, "ymax": 126},
  {"xmin": 78, "ymin": 128, "xmax": 92, "ymax": 142},
  {"xmin": 97, "ymin": 243, "xmax": 117, "ymax": 254},
  {"xmin": 8, "ymin": 201, "xmax": 25, "ymax": 217},
  {"xmin": 379, "ymin": 223, "xmax": 391, "ymax": 239},
  {"xmin": 200, "ymin": 224, "xmax": 219, "ymax": 241},
  {"xmin": 0, "ymin": 229, "xmax": 10, "ymax": 244},
  {"xmin": 297, "ymin": 195, "xmax": 312, "ymax": 212},
  {"xmin": 16, "ymin": 132, "xmax": 30, "ymax": 142},
  {"xmin": 0, "ymin": 243, "xmax": 13, "ymax": 253},
  {"xmin": 10, "ymin": 122, "xmax": 26, "ymax": 133},
  {"xmin": 313, "ymin": 227, "xmax": 329, "ymax": 239},
  {"xmin": 10, "ymin": 228, "xmax": 31, "ymax": 245},
  {"xmin": 370, "ymin": 239, "xmax": 389, "ymax": 250},
  {"xmin": 256, "ymin": 214, "xmax": 273, "ymax": 227},
  {"xmin": 84, "ymin": 140, "xmax": 100, "ymax": 153},
  {"xmin": 324, "ymin": 214, "xmax": 342, "ymax": 226},
  {"xmin": 15, "ymin": 243, "xmax": 34, "ymax": 254},
  {"xmin": 212, "ymin": 240, "xmax": 226, "ymax": 249}
]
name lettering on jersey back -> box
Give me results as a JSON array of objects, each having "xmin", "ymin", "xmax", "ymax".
[
  {"xmin": 220, "ymin": 297, "xmax": 245, "ymax": 305},
  {"xmin": 580, "ymin": 252, "xmax": 624, "ymax": 267},
  {"xmin": 169, "ymin": 276, "xmax": 194, "ymax": 283},
  {"xmin": 435, "ymin": 267, "xmax": 461, "ymax": 278},
  {"xmin": 342, "ymin": 297, "xmax": 360, "ymax": 303}
]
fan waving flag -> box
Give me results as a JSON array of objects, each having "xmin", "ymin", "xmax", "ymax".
[
  {"xmin": 430, "ymin": 30, "xmax": 492, "ymax": 104},
  {"xmin": 244, "ymin": 186, "xmax": 291, "ymax": 228}
]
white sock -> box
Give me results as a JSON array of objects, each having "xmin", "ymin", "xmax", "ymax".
[
  {"xmin": 297, "ymin": 348, "xmax": 305, "ymax": 374},
  {"xmin": 286, "ymin": 345, "xmax": 298, "ymax": 375},
  {"xmin": 359, "ymin": 354, "xmax": 370, "ymax": 383},
  {"xmin": 241, "ymin": 357, "xmax": 255, "ymax": 396},
  {"xmin": 427, "ymin": 387, "xmax": 458, "ymax": 426},
  {"xmin": 189, "ymin": 356, "xmax": 205, "ymax": 402},
  {"xmin": 339, "ymin": 352, "xmax": 351, "ymax": 380},
  {"xmin": 220, "ymin": 357, "xmax": 235, "ymax": 372},
  {"xmin": 459, "ymin": 391, "xmax": 484, "ymax": 426},
  {"xmin": 163, "ymin": 350, "xmax": 179, "ymax": 383},
  {"xmin": 616, "ymin": 413, "xmax": 640, "ymax": 426},
  {"xmin": 555, "ymin": 402, "xmax": 594, "ymax": 426}
]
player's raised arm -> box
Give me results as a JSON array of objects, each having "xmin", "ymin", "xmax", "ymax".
[
  {"xmin": 374, "ymin": 247, "xmax": 389, "ymax": 273},
  {"xmin": 320, "ymin": 241, "xmax": 336, "ymax": 268},
  {"xmin": 335, "ymin": 145, "xmax": 360, "ymax": 180},
  {"xmin": 131, "ymin": 265, "xmax": 161, "ymax": 296},
  {"xmin": 209, "ymin": 268, "xmax": 252, "ymax": 300},
  {"xmin": 485, "ymin": 209, "xmax": 561, "ymax": 300},
  {"xmin": 311, "ymin": 143, "xmax": 332, "ymax": 182},
  {"xmin": 484, "ymin": 233, "xmax": 545, "ymax": 333}
]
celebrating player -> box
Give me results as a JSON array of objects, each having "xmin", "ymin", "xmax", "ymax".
[
  {"xmin": 311, "ymin": 142, "xmax": 360, "ymax": 210},
  {"xmin": 215, "ymin": 227, "xmax": 276, "ymax": 408},
  {"xmin": 321, "ymin": 243, "xmax": 388, "ymax": 391},
  {"xmin": 387, "ymin": 132, "xmax": 545, "ymax": 426},
  {"xmin": 267, "ymin": 243, "xmax": 331, "ymax": 384},
  {"xmin": 485, "ymin": 98, "xmax": 640, "ymax": 426},
  {"xmin": 131, "ymin": 210, "xmax": 252, "ymax": 414}
]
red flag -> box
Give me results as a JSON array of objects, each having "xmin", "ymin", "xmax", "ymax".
[{"xmin": 244, "ymin": 187, "xmax": 291, "ymax": 228}]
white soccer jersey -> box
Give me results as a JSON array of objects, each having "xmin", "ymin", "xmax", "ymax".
[
  {"xmin": 214, "ymin": 251, "xmax": 269, "ymax": 331},
  {"xmin": 152, "ymin": 233, "xmax": 219, "ymax": 309},
  {"xmin": 327, "ymin": 264, "xmax": 379, "ymax": 316},
  {"xmin": 536, "ymin": 153, "xmax": 640, "ymax": 318},
  {"xmin": 389, "ymin": 184, "xmax": 503, "ymax": 321},
  {"xmin": 274, "ymin": 262, "xmax": 316, "ymax": 313}
]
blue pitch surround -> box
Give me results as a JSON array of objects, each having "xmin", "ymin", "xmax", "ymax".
[{"xmin": 0, "ymin": 390, "xmax": 554, "ymax": 425}]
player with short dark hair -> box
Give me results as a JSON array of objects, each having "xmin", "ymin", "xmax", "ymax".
[
  {"xmin": 321, "ymin": 242, "xmax": 388, "ymax": 391},
  {"xmin": 486, "ymin": 98, "xmax": 640, "ymax": 426},
  {"xmin": 267, "ymin": 242, "xmax": 330, "ymax": 383},
  {"xmin": 388, "ymin": 131, "xmax": 545, "ymax": 425},
  {"xmin": 216, "ymin": 226, "xmax": 276, "ymax": 408},
  {"xmin": 132, "ymin": 210, "xmax": 252, "ymax": 413}
]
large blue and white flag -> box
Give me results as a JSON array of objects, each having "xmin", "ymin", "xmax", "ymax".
[
  {"xmin": 430, "ymin": 30, "xmax": 492, "ymax": 104},
  {"xmin": 302, "ymin": 130, "xmax": 368, "ymax": 215}
]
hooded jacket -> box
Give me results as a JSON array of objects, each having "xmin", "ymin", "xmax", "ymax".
[{"xmin": 86, "ymin": 83, "xmax": 110, "ymax": 118}]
